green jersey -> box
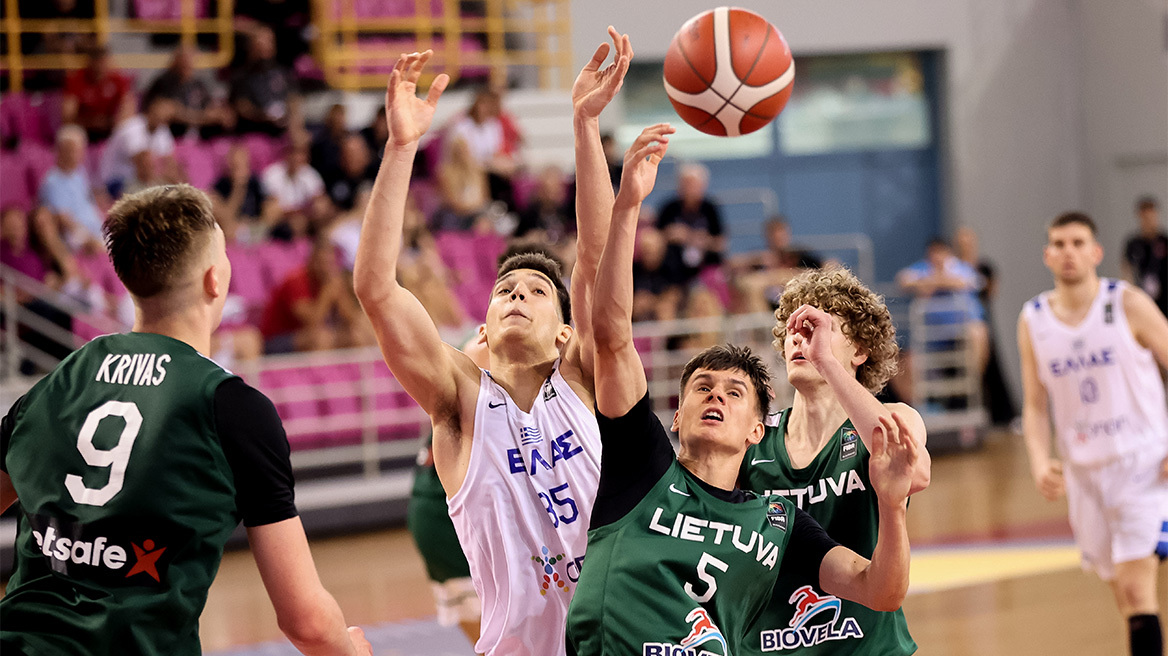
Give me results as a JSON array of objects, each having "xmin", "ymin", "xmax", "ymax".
[
  {"xmin": 567, "ymin": 460, "xmax": 795, "ymax": 656},
  {"xmin": 406, "ymin": 436, "xmax": 471, "ymax": 583},
  {"xmin": 738, "ymin": 410, "xmax": 916, "ymax": 655},
  {"xmin": 1, "ymin": 333, "xmax": 248, "ymax": 656}
]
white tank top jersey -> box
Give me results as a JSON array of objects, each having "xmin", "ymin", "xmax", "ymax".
[
  {"xmin": 447, "ymin": 362, "xmax": 601, "ymax": 656},
  {"xmin": 1022, "ymin": 279, "xmax": 1168, "ymax": 466}
]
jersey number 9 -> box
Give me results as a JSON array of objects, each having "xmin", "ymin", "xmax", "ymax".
[{"xmin": 64, "ymin": 401, "xmax": 143, "ymax": 507}]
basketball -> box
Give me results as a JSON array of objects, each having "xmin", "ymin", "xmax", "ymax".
[{"xmin": 663, "ymin": 7, "xmax": 795, "ymax": 137}]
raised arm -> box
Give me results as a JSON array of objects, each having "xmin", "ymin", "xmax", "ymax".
[
  {"xmin": 565, "ymin": 27, "xmax": 632, "ymax": 386},
  {"xmin": 1017, "ymin": 313, "xmax": 1063, "ymax": 500},
  {"xmin": 353, "ymin": 52, "xmax": 475, "ymax": 416},
  {"xmin": 818, "ymin": 413, "xmax": 917, "ymax": 612},
  {"xmin": 592, "ymin": 124, "xmax": 674, "ymax": 417},
  {"xmin": 787, "ymin": 304, "xmax": 930, "ymax": 494},
  {"xmin": 248, "ymin": 518, "xmax": 371, "ymax": 656}
]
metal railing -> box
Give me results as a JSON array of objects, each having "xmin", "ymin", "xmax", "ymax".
[
  {"xmin": 1, "ymin": 0, "xmax": 235, "ymax": 92},
  {"xmin": 311, "ymin": 0, "xmax": 572, "ymax": 90}
]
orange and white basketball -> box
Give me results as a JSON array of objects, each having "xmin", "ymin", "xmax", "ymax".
[{"xmin": 663, "ymin": 7, "xmax": 795, "ymax": 137}]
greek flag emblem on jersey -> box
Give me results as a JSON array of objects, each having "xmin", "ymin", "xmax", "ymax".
[{"xmin": 520, "ymin": 427, "xmax": 542, "ymax": 445}]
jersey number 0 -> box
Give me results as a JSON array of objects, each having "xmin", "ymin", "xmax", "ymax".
[{"xmin": 64, "ymin": 401, "xmax": 143, "ymax": 507}]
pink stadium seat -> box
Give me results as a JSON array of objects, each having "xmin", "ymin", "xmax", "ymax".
[
  {"xmin": 241, "ymin": 134, "xmax": 282, "ymax": 173},
  {"xmin": 351, "ymin": 37, "xmax": 488, "ymax": 78},
  {"xmin": 224, "ymin": 243, "xmax": 268, "ymax": 321},
  {"xmin": 76, "ymin": 251, "xmax": 125, "ymax": 297},
  {"xmin": 316, "ymin": 363, "xmax": 363, "ymax": 438},
  {"xmin": 133, "ymin": 0, "xmax": 209, "ymax": 19},
  {"xmin": 698, "ymin": 266, "xmax": 733, "ymax": 310},
  {"xmin": 174, "ymin": 139, "xmax": 219, "ymax": 190},
  {"xmin": 1, "ymin": 94, "xmax": 33, "ymax": 146},
  {"xmin": 22, "ymin": 142, "xmax": 55, "ymax": 193},
  {"xmin": 0, "ymin": 150, "xmax": 32, "ymax": 211},
  {"xmin": 260, "ymin": 239, "xmax": 311, "ymax": 288},
  {"xmin": 259, "ymin": 366, "xmax": 323, "ymax": 448},
  {"xmin": 472, "ymin": 232, "xmax": 505, "ymax": 282}
]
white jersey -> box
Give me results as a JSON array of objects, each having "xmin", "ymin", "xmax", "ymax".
[
  {"xmin": 447, "ymin": 363, "xmax": 601, "ymax": 656},
  {"xmin": 1022, "ymin": 279, "xmax": 1168, "ymax": 466}
]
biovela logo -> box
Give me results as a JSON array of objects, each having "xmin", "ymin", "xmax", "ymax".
[
  {"xmin": 642, "ymin": 607, "xmax": 728, "ymax": 656},
  {"xmin": 759, "ymin": 585, "xmax": 863, "ymax": 651},
  {"xmin": 26, "ymin": 514, "xmax": 177, "ymax": 585}
]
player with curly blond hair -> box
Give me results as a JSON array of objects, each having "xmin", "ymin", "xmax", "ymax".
[{"xmin": 739, "ymin": 267, "xmax": 932, "ymax": 655}]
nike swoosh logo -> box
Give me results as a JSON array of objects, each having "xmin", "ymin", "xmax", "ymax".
[
  {"xmin": 488, "ymin": 401, "xmax": 505, "ymax": 409},
  {"xmin": 751, "ymin": 458, "xmax": 776, "ymax": 465},
  {"xmin": 668, "ymin": 484, "xmax": 690, "ymax": 497}
]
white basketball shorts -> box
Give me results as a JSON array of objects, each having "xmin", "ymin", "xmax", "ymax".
[{"xmin": 1064, "ymin": 449, "xmax": 1168, "ymax": 581}]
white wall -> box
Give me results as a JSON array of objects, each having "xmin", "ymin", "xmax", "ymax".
[{"xmin": 569, "ymin": 0, "xmax": 1168, "ymax": 398}]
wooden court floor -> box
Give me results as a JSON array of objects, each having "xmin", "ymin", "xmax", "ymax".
[{"xmin": 5, "ymin": 429, "xmax": 1166, "ymax": 654}]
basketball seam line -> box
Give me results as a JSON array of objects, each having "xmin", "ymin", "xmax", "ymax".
[
  {"xmin": 725, "ymin": 24, "xmax": 776, "ymax": 121},
  {"xmin": 677, "ymin": 27, "xmax": 733, "ymax": 106}
]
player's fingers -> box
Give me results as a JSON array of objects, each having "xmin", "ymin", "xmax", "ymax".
[
  {"xmin": 872, "ymin": 422, "xmax": 886, "ymax": 457},
  {"xmin": 427, "ymin": 73, "xmax": 450, "ymax": 106},
  {"xmin": 630, "ymin": 141, "xmax": 667, "ymax": 164},
  {"xmin": 624, "ymin": 33, "xmax": 633, "ymax": 60},
  {"xmin": 892, "ymin": 411, "xmax": 915, "ymax": 444},
  {"xmin": 409, "ymin": 50, "xmax": 432, "ymax": 79},
  {"xmin": 879, "ymin": 414, "xmax": 901, "ymax": 446},
  {"xmin": 585, "ymin": 42, "xmax": 609, "ymax": 71}
]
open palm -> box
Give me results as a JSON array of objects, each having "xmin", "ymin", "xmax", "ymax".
[
  {"xmin": 869, "ymin": 413, "xmax": 919, "ymax": 507},
  {"xmin": 385, "ymin": 50, "xmax": 450, "ymax": 149},
  {"xmin": 617, "ymin": 123, "xmax": 675, "ymax": 204},
  {"xmin": 573, "ymin": 26, "xmax": 632, "ymax": 119}
]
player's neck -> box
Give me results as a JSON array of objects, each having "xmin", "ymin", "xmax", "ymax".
[
  {"xmin": 677, "ymin": 450, "xmax": 741, "ymax": 491},
  {"xmin": 487, "ymin": 353, "xmax": 557, "ymax": 412},
  {"xmin": 788, "ymin": 391, "xmax": 848, "ymax": 452},
  {"xmin": 132, "ymin": 304, "xmax": 213, "ymax": 356},
  {"xmin": 1052, "ymin": 273, "xmax": 1100, "ymax": 314}
]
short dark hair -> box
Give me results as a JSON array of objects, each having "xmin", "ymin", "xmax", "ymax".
[
  {"xmin": 927, "ymin": 236, "xmax": 950, "ymax": 249},
  {"xmin": 104, "ymin": 184, "xmax": 217, "ymax": 298},
  {"xmin": 496, "ymin": 250, "xmax": 571, "ymax": 323},
  {"xmin": 680, "ymin": 344, "xmax": 772, "ymax": 421},
  {"xmin": 1049, "ymin": 211, "xmax": 1097, "ymax": 237},
  {"xmin": 1137, "ymin": 196, "xmax": 1158, "ymax": 212}
]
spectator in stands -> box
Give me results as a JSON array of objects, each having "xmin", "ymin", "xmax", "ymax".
[
  {"xmin": 657, "ymin": 162, "xmax": 725, "ymax": 287},
  {"xmin": 121, "ymin": 149, "xmax": 167, "ymax": 196},
  {"xmin": 955, "ymin": 225, "xmax": 1018, "ymax": 427},
  {"xmin": 0, "ymin": 206, "xmax": 80, "ymax": 370},
  {"xmin": 234, "ymin": 0, "xmax": 311, "ymax": 68},
  {"xmin": 896, "ymin": 236, "xmax": 990, "ymax": 405},
  {"xmin": 261, "ymin": 129, "xmax": 324, "ymax": 214},
  {"xmin": 18, "ymin": 0, "xmax": 95, "ymax": 89},
  {"xmin": 392, "ymin": 194, "xmax": 472, "ymax": 339},
  {"xmin": 312, "ymin": 103, "xmax": 348, "ymax": 181},
  {"xmin": 62, "ymin": 44, "xmax": 133, "ymax": 142},
  {"xmin": 433, "ymin": 137, "xmax": 491, "ymax": 232},
  {"xmin": 229, "ymin": 26, "xmax": 300, "ymax": 136},
  {"xmin": 142, "ymin": 46, "xmax": 233, "ymax": 139},
  {"xmin": 513, "ymin": 164, "xmax": 574, "ymax": 245},
  {"xmin": 631, "ymin": 226, "xmax": 670, "ymax": 322},
  {"xmin": 728, "ymin": 215, "xmax": 822, "ymax": 313},
  {"xmin": 1123, "ymin": 196, "xmax": 1168, "ymax": 316},
  {"xmin": 447, "ymin": 87, "xmax": 518, "ymax": 209},
  {"xmin": 324, "ymin": 134, "xmax": 372, "ymax": 212},
  {"xmin": 99, "ymin": 96, "xmax": 179, "ymax": 197},
  {"xmin": 38, "ymin": 125, "xmax": 106, "ymax": 252},
  {"xmin": 361, "ymin": 107, "xmax": 388, "ymax": 178},
  {"xmin": 259, "ymin": 236, "xmax": 368, "ymax": 353},
  {"xmin": 211, "ymin": 144, "xmax": 277, "ymax": 241}
]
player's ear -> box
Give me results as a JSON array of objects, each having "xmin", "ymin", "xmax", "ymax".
[
  {"xmin": 746, "ymin": 418, "xmax": 765, "ymax": 446},
  {"xmin": 556, "ymin": 323, "xmax": 574, "ymax": 348},
  {"xmin": 203, "ymin": 263, "xmax": 221, "ymax": 300},
  {"xmin": 850, "ymin": 345, "xmax": 869, "ymax": 370},
  {"xmin": 671, "ymin": 409, "xmax": 681, "ymax": 433}
]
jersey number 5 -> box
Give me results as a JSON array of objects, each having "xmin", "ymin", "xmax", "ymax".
[
  {"xmin": 685, "ymin": 552, "xmax": 729, "ymax": 603},
  {"xmin": 64, "ymin": 401, "xmax": 143, "ymax": 507}
]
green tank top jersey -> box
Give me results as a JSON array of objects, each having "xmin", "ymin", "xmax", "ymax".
[
  {"xmin": 2, "ymin": 333, "xmax": 240, "ymax": 656},
  {"xmin": 737, "ymin": 410, "xmax": 916, "ymax": 655},
  {"xmin": 406, "ymin": 436, "xmax": 471, "ymax": 582},
  {"xmin": 567, "ymin": 460, "xmax": 795, "ymax": 656}
]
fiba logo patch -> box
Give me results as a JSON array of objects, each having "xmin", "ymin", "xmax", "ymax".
[
  {"xmin": 766, "ymin": 502, "xmax": 788, "ymax": 531},
  {"xmin": 642, "ymin": 607, "xmax": 728, "ymax": 655},
  {"xmin": 840, "ymin": 429, "xmax": 859, "ymax": 461},
  {"xmin": 531, "ymin": 545, "xmax": 570, "ymax": 596},
  {"xmin": 759, "ymin": 585, "xmax": 863, "ymax": 651}
]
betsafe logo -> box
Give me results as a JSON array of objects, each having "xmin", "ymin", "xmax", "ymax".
[{"xmin": 28, "ymin": 515, "xmax": 173, "ymax": 585}]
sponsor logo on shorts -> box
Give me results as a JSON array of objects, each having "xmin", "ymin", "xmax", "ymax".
[
  {"xmin": 643, "ymin": 607, "xmax": 728, "ymax": 655},
  {"xmin": 840, "ymin": 429, "xmax": 859, "ymax": 461},
  {"xmin": 26, "ymin": 514, "xmax": 177, "ymax": 586},
  {"xmin": 759, "ymin": 585, "xmax": 864, "ymax": 651}
]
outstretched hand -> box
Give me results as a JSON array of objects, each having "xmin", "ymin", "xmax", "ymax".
[
  {"xmin": 869, "ymin": 412, "xmax": 919, "ymax": 508},
  {"xmin": 616, "ymin": 123, "xmax": 675, "ymax": 205},
  {"xmin": 573, "ymin": 26, "xmax": 633, "ymax": 120},
  {"xmin": 786, "ymin": 304, "xmax": 845, "ymax": 371},
  {"xmin": 384, "ymin": 50, "xmax": 450, "ymax": 150}
]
